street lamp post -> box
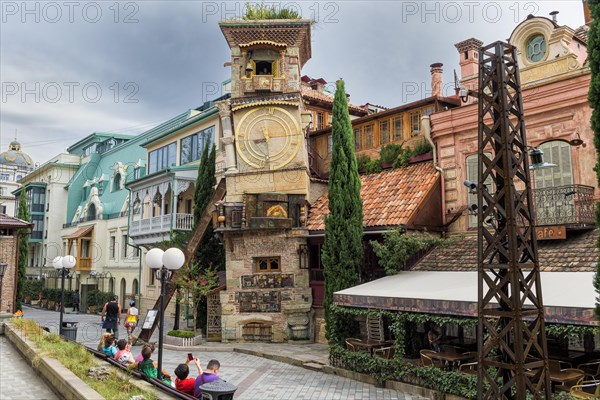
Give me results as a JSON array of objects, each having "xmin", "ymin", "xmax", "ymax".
[
  {"xmin": 145, "ymin": 247, "xmax": 184, "ymax": 380},
  {"xmin": 0, "ymin": 263, "xmax": 7, "ymax": 313},
  {"xmin": 52, "ymin": 255, "xmax": 76, "ymax": 336}
]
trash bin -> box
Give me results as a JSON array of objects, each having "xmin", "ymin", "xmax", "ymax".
[
  {"xmin": 199, "ymin": 379, "xmax": 237, "ymax": 400},
  {"xmin": 60, "ymin": 321, "xmax": 78, "ymax": 341}
]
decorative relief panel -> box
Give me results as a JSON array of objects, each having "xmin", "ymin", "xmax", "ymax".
[
  {"xmin": 241, "ymin": 273, "xmax": 294, "ymax": 289},
  {"xmin": 237, "ymin": 291, "xmax": 281, "ymax": 312}
]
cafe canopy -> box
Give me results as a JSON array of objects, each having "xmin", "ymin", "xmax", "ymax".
[{"xmin": 333, "ymin": 271, "xmax": 596, "ymax": 326}]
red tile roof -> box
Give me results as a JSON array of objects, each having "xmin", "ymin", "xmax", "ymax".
[
  {"xmin": 307, "ymin": 162, "xmax": 440, "ymax": 231},
  {"xmin": 300, "ymin": 85, "xmax": 368, "ymax": 115},
  {"xmin": 0, "ymin": 214, "xmax": 32, "ymax": 229},
  {"xmin": 413, "ymin": 229, "xmax": 599, "ymax": 272}
]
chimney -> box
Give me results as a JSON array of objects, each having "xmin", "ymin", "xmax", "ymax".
[
  {"xmin": 454, "ymin": 38, "xmax": 483, "ymax": 96},
  {"xmin": 583, "ymin": 0, "xmax": 592, "ymax": 24},
  {"xmin": 430, "ymin": 63, "xmax": 443, "ymax": 98},
  {"xmin": 550, "ymin": 11, "xmax": 559, "ymax": 23}
]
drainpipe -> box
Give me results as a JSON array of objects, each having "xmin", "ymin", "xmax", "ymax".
[
  {"xmin": 126, "ymin": 187, "xmax": 143, "ymax": 309},
  {"xmin": 421, "ymin": 115, "xmax": 447, "ymax": 226}
]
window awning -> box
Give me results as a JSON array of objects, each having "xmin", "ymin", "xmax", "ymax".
[
  {"xmin": 66, "ymin": 225, "xmax": 94, "ymax": 240},
  {"xmin": 333, "ymin": 271, "xmax": 596, "ymax": 326}
]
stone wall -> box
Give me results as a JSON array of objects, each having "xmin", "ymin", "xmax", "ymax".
[
  {"xmin": 220, "ymin": 229, "xmax": 312, "ymax": 342},
  {"xmin": 0, "ymin": 236, "xmax": 18, "ymax": 313}
]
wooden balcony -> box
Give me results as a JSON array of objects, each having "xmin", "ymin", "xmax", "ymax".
[
  {"xmin": 75, "ymin": 257, "xmax": 92, "ymax": 271},
  {"xmin": 533, "ymin": 184, "xmax": 595, "ymax": 228}
]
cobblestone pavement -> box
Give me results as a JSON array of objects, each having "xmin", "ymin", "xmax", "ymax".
[
  {"xmin": 0, "ymin": 335, "xmax": 59, "ymax": 400},
  {"xmin": 21, "ymin": 306, "xmax": 417, "ymax": 400}
]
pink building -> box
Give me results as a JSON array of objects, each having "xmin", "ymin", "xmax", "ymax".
[{"xmin": 431, "ymin": 13, "xmax": 595, "ymax": 234}]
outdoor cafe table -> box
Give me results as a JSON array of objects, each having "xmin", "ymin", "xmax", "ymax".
[
  {"xmin": 348, "ymin": 339, "xmax": 394, "ymax": 355},
  {"xmin": 548, "ymin": 369, "xmax": 585, "ymax": 385},
  {"xmin": 427, "ymin": 351, "xmax": 473, "ymax": 370}
]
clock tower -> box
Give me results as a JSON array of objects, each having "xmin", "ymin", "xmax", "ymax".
[{"xmin": 215, "ymin": 19, "xmax": 314, "ymax": 342}]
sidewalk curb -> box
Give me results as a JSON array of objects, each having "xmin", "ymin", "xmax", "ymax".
[{"xmin": 5, "ymin": 323, "xmax": 105, "ymax": 400}]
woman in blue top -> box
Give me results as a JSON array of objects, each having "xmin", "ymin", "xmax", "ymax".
[{"xmin": 101, "ymin": 335, "xmax": 117, "ymax": 357}]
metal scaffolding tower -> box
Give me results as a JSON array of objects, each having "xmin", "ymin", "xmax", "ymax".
[{"xmin": 476, "ymin": 41, "xmax": 551, "ymax": 399}]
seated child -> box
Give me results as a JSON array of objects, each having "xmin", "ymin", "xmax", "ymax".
[
  {"xmin": 136, "ymin": 345, "xmax": 173, "ymax": 385},
  {"xmin": 174, "ymin": 356, "xmax": 203, "ymax": 396},
  {"xmin": 135, "ymin": 343, "xmax": 155, "ymax": 363},
  {"xmin": 114, "ymin": 339, "xmax": 135, "ymax": 366},
  {"xmin": 97, "ymin": 333, "xmax": 113, "ymax": 351},
  {"xmin": 101, "ymin": 335, "xmax": 117, "ymax": 357},
  {"xmin": 137, "ymin": 345, "xmax": 157, "ymax": 378}
]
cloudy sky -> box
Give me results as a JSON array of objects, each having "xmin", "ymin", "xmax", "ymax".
[{"xmin": 0, "ymin": 1, "xmax": 586, "ymax": 164}]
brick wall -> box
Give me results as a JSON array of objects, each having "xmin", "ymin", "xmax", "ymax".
[{"xmin": 0, "ymin": 236, "xmax": 18, "ymax": 313}]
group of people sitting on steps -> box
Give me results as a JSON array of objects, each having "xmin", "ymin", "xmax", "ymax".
[
  {"xmin": 97, "ymin": 334, "xmax": 222, "ymax": 398},
  {"xmin": 97, "ymin": 296, "xmax": 223, "ymax": 398}
]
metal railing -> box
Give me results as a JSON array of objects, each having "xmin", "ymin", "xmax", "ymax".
[
  {"xmin": 533, "ymin": 184, "xmax": 595, "ymax": 226},
  {"xmin": 129, "ymin": 213, "xmax": 194, "ymax": 236}
]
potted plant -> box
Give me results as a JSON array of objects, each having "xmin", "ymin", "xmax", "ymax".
[
  {"xmin": 379, "ymin": 143, "xmax": 404, "ymax": 169},
  {"xmin": 356, "ymin": 155, "xmax": 370, "ymax": 174},
  {"xmin": 408, "ymin": 141, "xmax": 433, "ymax": 164}
]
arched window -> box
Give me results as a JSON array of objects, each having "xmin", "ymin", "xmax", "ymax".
[
  {"xmin": 113, "ymin": 174, "xmax": 122, "ymax": 192},
  {"xmin": 87, "ymin": 204, "xmax": 96, "ymax": 221},
  {"xmin": 132, "ymin": 279, "xmax": 138, "ymax": 299},
  {"xmin": 108, "ymin": 278, "xmax": 115, "ymax": 293}
]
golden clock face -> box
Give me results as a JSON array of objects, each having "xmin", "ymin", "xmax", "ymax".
[{"xmin": 235, "ymin": 106, "xmax": 302, "ymax": 170}]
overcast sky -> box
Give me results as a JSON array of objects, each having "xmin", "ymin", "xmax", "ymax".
[{"xmin": 0, "ymin": 1, "xmax": 586, "ymax": 165}]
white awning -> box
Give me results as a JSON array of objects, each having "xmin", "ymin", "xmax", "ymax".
[{"xmin": 333, "ymin": 271, "xmax": 596, "ymax": 325}]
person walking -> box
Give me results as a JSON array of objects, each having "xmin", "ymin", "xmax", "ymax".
[
  {"xmin": 72, "ymin": 290, "xmax": 80, "ymax": 313},
  {"xmin": 101, "ymin": 296, "xmax": 121, "ymax": 338},
  {"xmin": 124, "ymin": 299, "xmax": 139, "ymax": 343}
]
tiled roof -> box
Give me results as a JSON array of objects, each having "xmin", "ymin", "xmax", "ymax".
[
  {"xmin": 574, "ymin": 25, "xmax": 589, "ymax": 44},
  {"xmin": 300, "ymin": 85, "xmax": 368, "ymax": 115},
  {"xmin": 307, "ymin": 162, "xmax": 440, "ymax": 231},
  {"xmin": 0, "ymin": 214, "xmax": 32, "ymax": 229},
  {"xmin": 413, "ymin": 229, "xmax": 599, "ymax": 272}
]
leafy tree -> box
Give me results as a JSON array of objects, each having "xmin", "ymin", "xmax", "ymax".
[
  {"xmin": 16, "ymin": 190, "xmax": 30, "ymax": 312},
  {"xmin": 172, "ymin": 263, "xmax": 218, "ymax": 337},
  {"xmin": 370, "ymin": 229, "xmax": 450, "ymax": 275},
  {"xmin": 589, "ymin": 0, "xmax": 600, "ymax": 320},
  {"xmin": 193, "ymin": 144, "xmax": 216, "ymax": 227},
  {"xmin": 321, "ymin": 80, "xmax": 363, "ymax": 345},
  {"xmin": 243, "ymin": 3, "xmax": 301, "ymax": 20}
]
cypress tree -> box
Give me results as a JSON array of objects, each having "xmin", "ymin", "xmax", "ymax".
[
  {"xmin": 321, "ymin": 80, "xmax": 363, "ymax": 344},
  {"xmin": 16, "ymin": 190, "xmax": 30, "ymax": 312},
  {"xmin": 191, "ymin": 142, "xmax": 224, "ymax": 331},
  {"xmin": 588, "ymin": 0, "xmax": 600, "ymax": 320},
  {"xmin": 193, "ymin": 143, "xmax": 216, "ymax": 227}
]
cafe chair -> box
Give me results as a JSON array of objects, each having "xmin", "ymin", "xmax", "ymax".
[
  {"xmin": 374, "ymin": 345, "xmax": 395, "ymax": 360},
  {"xmin": 570, "ymin": 380, "xmax": 600, "ymax": 399},
  {"xmin": 549, "ymin": 359, "xmax": 572, "ymax": 372},
  {"xmin": 554, "ymin": 369, "xmax": 586, "ymax": 392},
  {"xmin": 579, "ymin": 360, "xmax": 600, "ymax": 382},
  {"xmin": 345, "ymin": 338, "xmax": 362, "ymax": 352},
  {"xmin": 420, "ymin": 349, "xmax": 447, "ymax": 370},
  {"xmin": 461, "ymin": 352, "xmax": 478, "ymax": 363},
  {"xmin": 459, "ymin": 361, "xmax": 478, "ymax": 375}
]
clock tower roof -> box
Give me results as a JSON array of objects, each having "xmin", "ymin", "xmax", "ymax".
[{"xmin": 219, "ymin": 19, "xmax": 312, "ymax": 66}]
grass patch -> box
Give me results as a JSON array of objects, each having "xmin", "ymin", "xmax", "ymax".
[{"xmin": 10, "ymin": 318, "xmax": 158, "ymax": 400}]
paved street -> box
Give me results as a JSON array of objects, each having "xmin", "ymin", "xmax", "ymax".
[
  {"xmin": 0, "ymin": 335, "xmax": 58, "ymax": 400},
  {"xmin": 19, "ymin": 306, "xmax": 416, "ymax": 399}
]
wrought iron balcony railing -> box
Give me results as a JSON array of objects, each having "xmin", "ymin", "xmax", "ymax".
[{"xmin": 533, "ymin": 184, "xmax": 595, "ymax": 227}]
